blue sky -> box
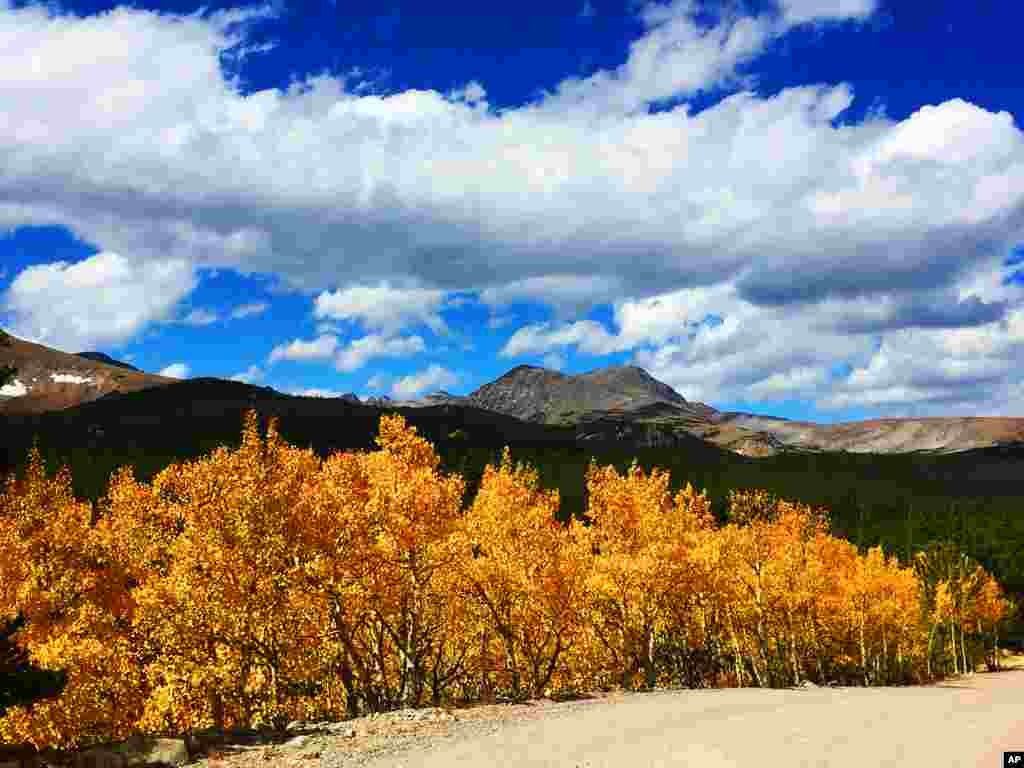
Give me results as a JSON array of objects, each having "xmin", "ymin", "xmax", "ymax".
[{"xmin": 1, "ymin": 0, "xmax": 1022, "ymax": 422}]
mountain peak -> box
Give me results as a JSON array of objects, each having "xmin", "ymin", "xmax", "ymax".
[{"xmin": 468, "ymin": 363, "xmax": 696, "ymax": 424}]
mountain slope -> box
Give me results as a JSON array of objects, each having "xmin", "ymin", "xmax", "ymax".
[
  {"xmin": 467, "ymin": 364, "xmax": 716, "ymax": 424},
  {"xmin": 2, "ymin": 329, "xmax": 1022, "ymax": 457},
  {"xmin": 465, "ymin": 363, "xmax": 1024, "ymax": 457},
  {"xmin": 0, "ymin": 329, "xmax": 178, "ymax": 415}
]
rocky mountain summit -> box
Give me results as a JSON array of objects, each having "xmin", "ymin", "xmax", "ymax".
[
  {"xmin": 2, "ymin": 328, "xmax": 1022, "ymax": 457},
  {"xmin": 465, "ymin": 364, "xmax": 716, "ymax": 424}
]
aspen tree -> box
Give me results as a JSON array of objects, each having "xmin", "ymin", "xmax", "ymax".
[{"xmin": 450, "ymin": 448, "xmax": 590, "ymax": 700}]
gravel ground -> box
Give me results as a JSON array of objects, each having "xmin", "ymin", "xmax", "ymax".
[{"xmin": 353, "ymin": 667, "xmax": 1024, "ymax": 768}]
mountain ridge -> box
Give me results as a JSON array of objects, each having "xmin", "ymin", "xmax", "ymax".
[
  {"xmin": 1, "ymin": 329, "xmax": 1022, "ymax": 456},
  {"xmin": 0, "ymin": 329, "xmax": 179, "ymax": 415}
]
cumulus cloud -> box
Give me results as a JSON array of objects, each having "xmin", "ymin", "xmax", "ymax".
[
  {"xmin": 314, "ymin": 282, "xmax": 448, "ymax": 336},
  {"xmin": 0, "ymin": 251, "xmax": 195, "ymax": 352},
  {"xmin": 159, "ymin": 362, "xmax": 190, "ymax": 379},
  {"xmin": 288, "ymin": 387, "xmax": 348, "ymax": 398},
  {"xmin": 268, "ymin": 334, "xmax": 339, "ymax": 363},
  {"xmin": 0, "ymin": 0, "xmax": 910, "ymax": 315},
  {"xmin": 778, "ymin": 0, "xmax": 878, "ymax": 26},
  {"xmin": 181, "ymin": 308, "xmax": 219, "ymax": 326},
  {"xmin": 479, "ymin": 275, "xmax": 623, "ymax": 321},
  {"xmin": 447, "ymin": 80, "xmax": 487, "ymax": 105},
  {"xmin": 485, "ymin": 263, "xmax": 1024, "ymax": 418},
  {"xmin": 1, "ymin": 0, "xmax": 1022, "ymax": 416},
  {"xmin": 390, "ymin": 363, "xmax": 458, "ymax": 399},
  {"xmin": 335, "ymin": 333, "xmax": 425, "ymax": 372},
  {"xmin": 502, "ymin": 319, "xmax": 627, "ymax": 358},
  {"xmin": 747, "ymin": 366, "xmax": 831, "ymax": 401}
]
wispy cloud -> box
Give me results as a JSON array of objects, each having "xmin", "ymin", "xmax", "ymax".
[
  {"xmin": 335, "ymin": 334, "xmax": 425, "ymax": 372},
  {"xmin": 390, "ymin": 364, "xmax": 459, "ymax": 399},
  {"xmin": 182, "ymin": 308, "xmax": 219, "ymax": 326},
  {"xmin": 268, "ymin": 335, "xmax": 339, "ymax": 363},
  {"xmin": 314, "ymin": 282, "xmax": 448, "ymax": 337}
]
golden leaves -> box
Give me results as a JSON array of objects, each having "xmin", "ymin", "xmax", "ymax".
[{"xmin": 0, "ymin": 409, "xmax": 1015, "ymax": 748}]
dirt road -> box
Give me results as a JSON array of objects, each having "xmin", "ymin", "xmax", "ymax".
[{"xmin": 364, "ymin": 669, "xmax": 1024, "ymax": 768}]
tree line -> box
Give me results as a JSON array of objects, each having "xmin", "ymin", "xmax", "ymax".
[{"xmin": 0, "ymin": 410, "xmax": 1015, "ymax": 751}]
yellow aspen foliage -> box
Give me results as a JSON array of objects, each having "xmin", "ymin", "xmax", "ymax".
[
  {"xmin": 582, "ymin": 460, "xmax": 691, "ymax": 691},
  {"xmin": 354, "ymin": 414, "xmax": 467, "ymax": 709},
  {"xmin": 972, "ymin": 570, "xmax": 1014, "ymax": 667},
  {"xmin": 838, "ymin": 546, "xmax": 920, "ymax": 685},
  {"xmin": 0, "ymin": 450, "xmax": 148, "ymax": 749},
  {"xmin": 2, "ymin": 411, "xmax": 1019, "ymax": 751},
  {"xmin": 714, "ymin": 490, "xmax": 797, "ymax": 687},
  {"xmin": 285, "ymin": 448, "xmax": 387, "ymax": 717},
  {"xmin": 646, "ymin": 482, "xmax": 717, "ymax": 684},
  {"xmin": 450, "ymin": 447, "xmax": 591, "ymax": 700},
  {"xmin": 415, "ymin": 554, "xmax": 487, "ymax": 705},
  {"xmin": 124, "ymin": 411, "xmax": 329, "ymax": 731},
  {"xmin": 757, "ymin": 501, "xmax": 830, "ymax": 686}
]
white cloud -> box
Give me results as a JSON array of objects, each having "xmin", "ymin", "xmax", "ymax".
[
  {"xmin": 287, "ymin": 388, "xmax": 348, "ymax": 398},
  {"xmin": 2, "ymin": 0, "xmax": 1023, "ymax": 416},
  {"xmin": 230, "ymin": 301, "xmax": 268, "ymax": 319},
  {"xmin": 487, "ymin": 268, "xmax": 1024, "ymax": 417},
  {"xmin": 448, "ymin": 80, "xmax": 487, "ymax": 105},
  {"xmin": 534, "ymin": 1, "xmax": 773, "ymax": 118},
  {"xmin": 182, "ymin": 308, "xmax": 219, "ymax": 326},
  {"xmin": 747, "ymin": 366, "xmax": 830, "ymax": 401},
  {"xmin": 611, "ymin": 283, "xmax": 738, "ymax": 348},
  {"xmin": 501, "ymin": 319, "xmax": 627, "ymax": 358},
  {"xmin": 335, "ymin": 333, "xmax": 425, "ymax": 372},
  {"xmin": 479, "ymin": 275, "xmax": 623, "ymax": 321},
  {"xmin": 367, "ymin": 373, "xmax": 389, "ymax": 390},
  {"xmin": 0, "ymin": 251, "xmax": 195, "ymax": 352},
  {"xmin": 778, "ymin": 0, "xmax": 878, "ymax": 26},
  {"xmin": 159, "ymin": 362, "xmax": 190, "ymax": 379},
  {"xmin": 315, "ymin": 321, "xmax": 343, "ymax": 336},
  {"xmin": 314, "ymin": 281, "xmax": 449, "ymax": 336},
  {"xmin": 230, "ymin": 364, "xmax": 264, "ymax": 383},
  {"xmin": 268, "ymin": 334, "xmax": 339, "ymax": 363},
  {"xmin": 390, "ymin": 364, "xmax": 458, "ymax": 399}
]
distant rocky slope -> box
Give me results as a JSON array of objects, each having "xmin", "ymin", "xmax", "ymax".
[
  {"xmin": 457, "ymin": 363, "xmax": 1024, "ymax": 457},
  {"xmin": 0, "ymin": 329, "xmax": 178, "ymax": 415},
  {"xmin": 466, "ymin": 364, "xmax": 717, "ymax": 425},
  {"xmin": 2, "ymin": 328, "xmax": 1021, "ymax": 456},
  {"xmin": 713, "ymin": 412, "xmax": 1024, "ymax": 455}
]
